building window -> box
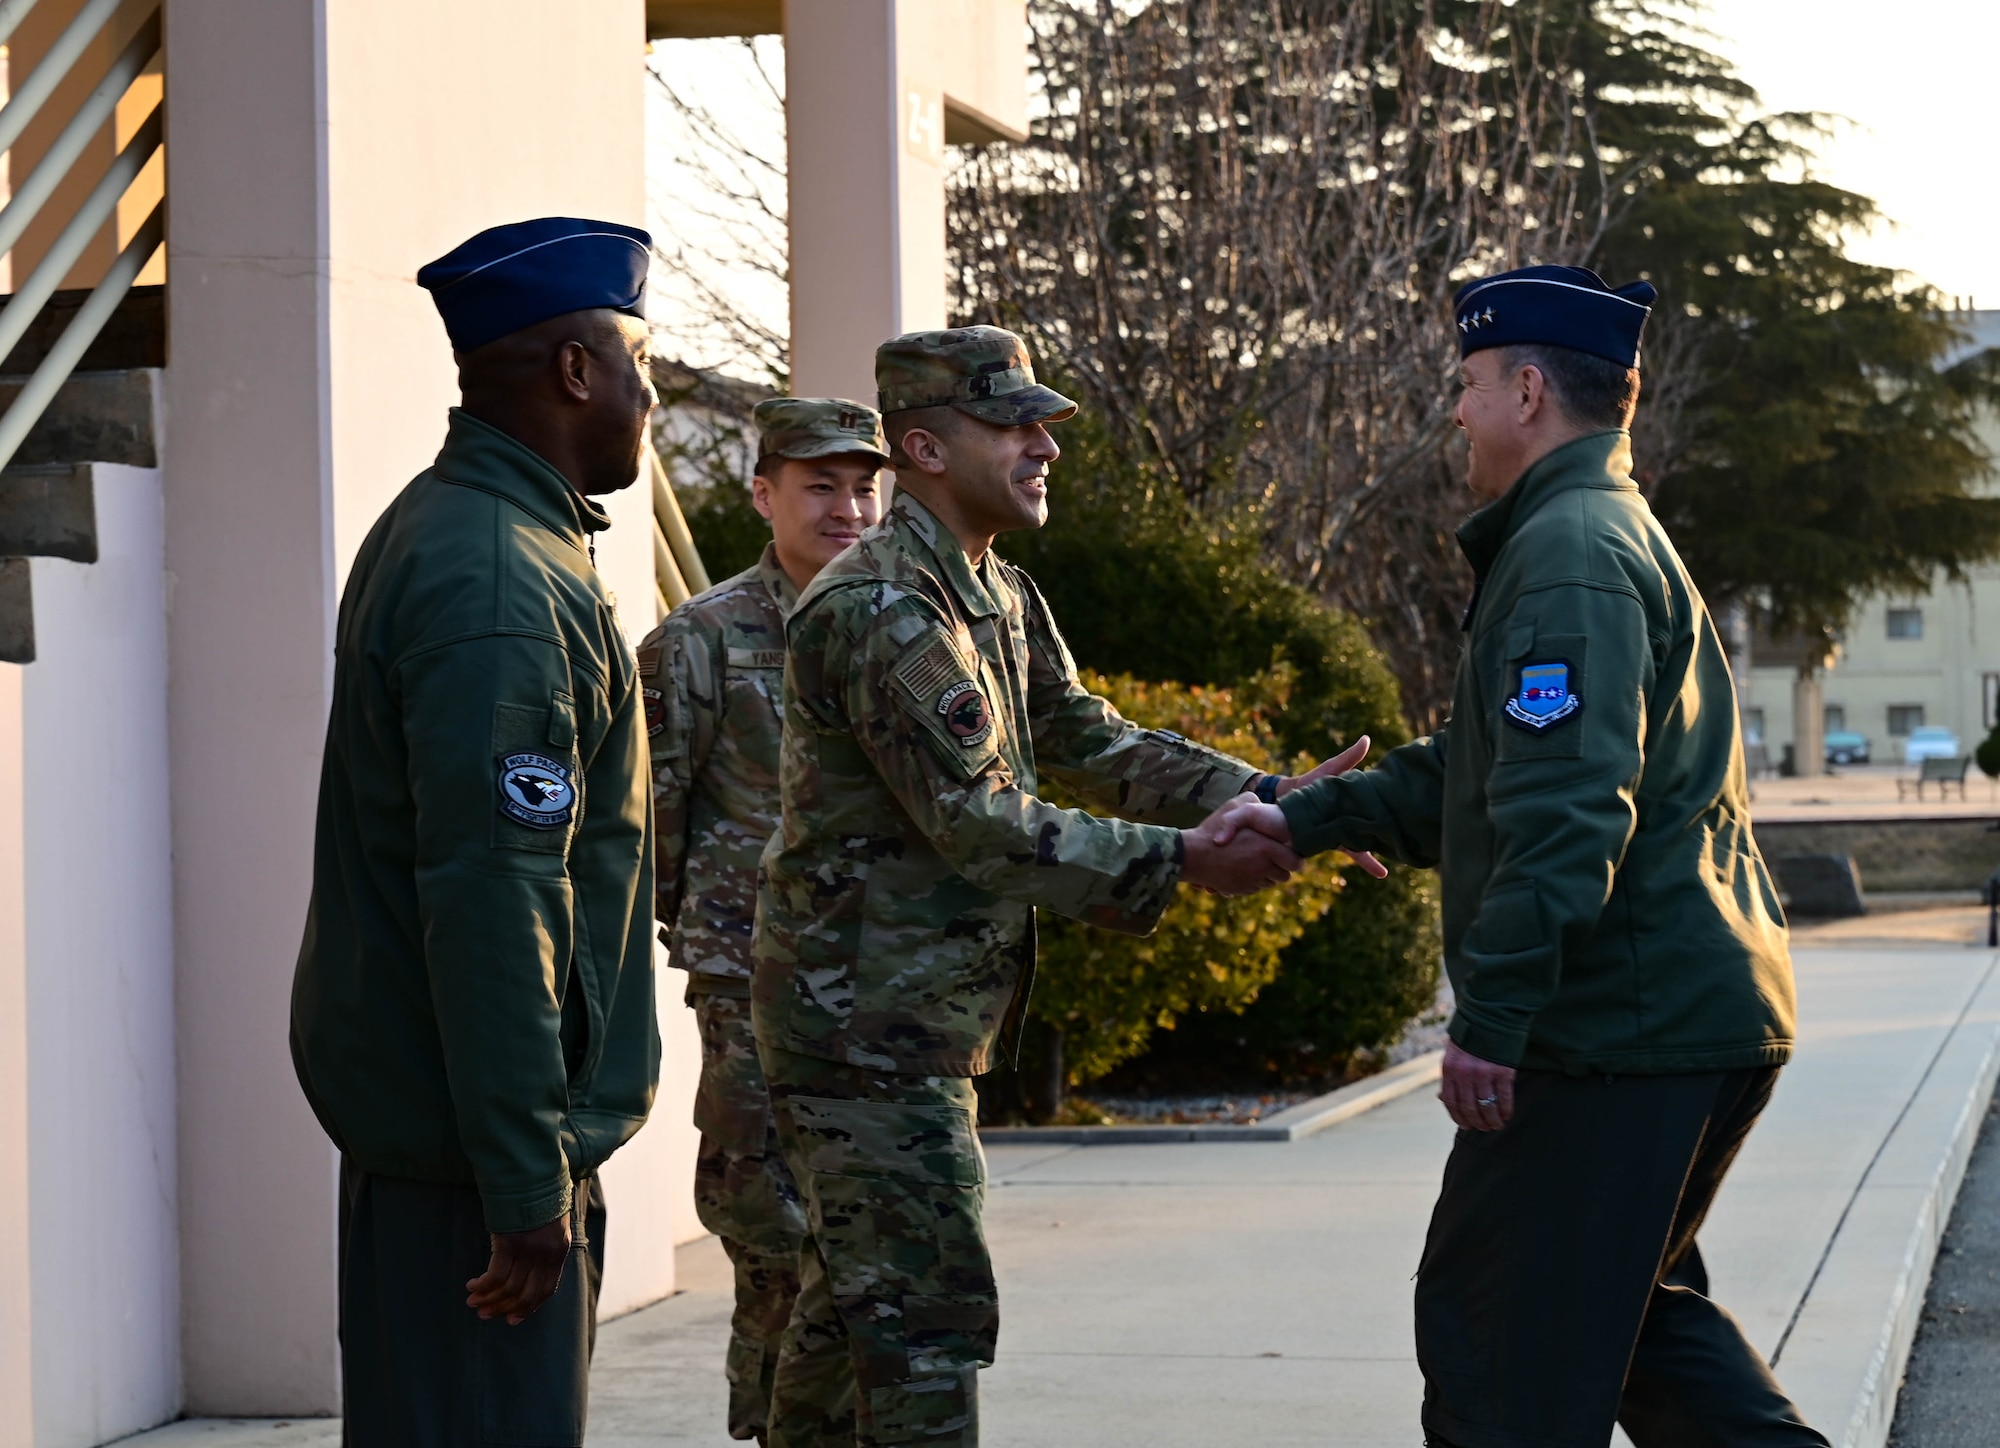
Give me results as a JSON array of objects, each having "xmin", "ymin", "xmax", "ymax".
[
  {"xmin": 1743, "ymin": 708, "xmax": 1765, "ymax": 745},
  {"xmin": 1824, "ymin": 704, "xmax": 1846, "ymax": 733},
  {"xmin": 1888, "ymin": 704, "xmax": 1926, "ymax": 736},
  {"xmin": 1886, "ymin": 607, "xmax": 1924, "ymax": 639}
]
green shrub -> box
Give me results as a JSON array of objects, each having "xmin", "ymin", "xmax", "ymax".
[
  {"xmin": 1978, "ymin": 724, "xmax": 2000, "ymax": 780},
  {"xmin": 1027, "ymin": 667, "xmax": 1354, "ymax": 1085},
  {"xmin": 1117, "ymin": 865, "xmax": 1441, "ymax": 1089}
]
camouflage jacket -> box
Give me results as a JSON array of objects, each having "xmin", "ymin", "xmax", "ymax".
[
  {"xmin": 640, "ymin": 544, "xmax": 797, "ymax": 996},
  {"xmin": 752, "ymin": 491, "xmax": 1259, "ymax": 1075}
]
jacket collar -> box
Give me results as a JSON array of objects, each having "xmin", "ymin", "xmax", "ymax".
[
  {"xmin": 1456, "ymin": 429, "xmax": 1634, "ymax": 579},
  {"xmin": 433, "ymin": 408, "xmax": 611, "ymax": 549},
  {"xmin": 891, "ymin": 490, "xmax": 1003, "ymax": 619},
  {"xmin": 756, "ymin": 541, "xmax": 800, "ymax": 613}
]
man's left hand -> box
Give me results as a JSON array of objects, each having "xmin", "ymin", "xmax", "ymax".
[
  {"xmin": 1439, "ymin": 1038, "xmax": 1516, "ymax": 1132},
  {"xmin": 1273, "ymin": 736, "xmax": 1371, "ymax": 798}
]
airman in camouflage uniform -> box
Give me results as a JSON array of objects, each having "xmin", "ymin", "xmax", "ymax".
[
  {"xmin": 752, "ymin": 327, "xmax": 1297, "ymax": 1447},
  {"xmin": 641, "ymin": 398, "xmax": 890, "ymax": 1444}
]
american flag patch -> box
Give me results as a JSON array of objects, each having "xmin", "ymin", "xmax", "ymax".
[{"xmin": 897, "ymin": 636, "xmax": 970, "ymax": 701}]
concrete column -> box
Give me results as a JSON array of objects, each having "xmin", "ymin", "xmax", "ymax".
[
  {"xmin": 784, "ymin": 0, "xmax": 1025, "ymax": 401},
  {"xmin": 167, "ymin": 0, "xmax": 663, "ymax": 1411},
  {"xmin": 784, "ymin": 0, "xmax": 901, "ymax": 402},
  {"xmin": 163, "ymin": 0, "xmax": 338, "ymax": 1413}
]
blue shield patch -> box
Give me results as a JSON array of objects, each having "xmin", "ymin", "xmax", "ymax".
[{"xmin": 1505, "ymin": 660, "xmax": 1582, "ymax": 732}]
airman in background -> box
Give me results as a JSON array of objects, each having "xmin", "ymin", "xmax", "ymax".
[
  {"xmin": 749, "ymin": 325, "xmax": 1380, "ymax": 1447},
  {"xmin": 641, "ymin": 397, "xmax": 889, "ymax": 1444}
]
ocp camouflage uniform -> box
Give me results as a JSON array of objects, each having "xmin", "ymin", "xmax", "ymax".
[
  {"xmin": 753, "ymin": 325, "xmax": 1262, "ymax": 1448},
  {"xmin": 642, "ymin": 397, "xmax": 890, "ymax": 1444}
]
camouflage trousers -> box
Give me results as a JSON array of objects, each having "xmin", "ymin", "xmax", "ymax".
[
  {"xmin": 693, "ymin": 989, "xmax": 810, "ymax": 1443},
  {"xmin": 759, "ymin": 1042, "xmax": 997, "ymax": 1448}
]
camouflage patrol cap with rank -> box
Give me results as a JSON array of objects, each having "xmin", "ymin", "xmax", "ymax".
[
  {"xmin": 875, "ymin": 325, "xmax": 1078, "ymax": 425},
  {"xmin": 752, "ymin": 397, "xmax": 890, "ymax": 466}
]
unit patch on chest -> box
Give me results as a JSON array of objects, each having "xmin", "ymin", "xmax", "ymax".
[{"xmin": 1504, "ymin": 659, "xmax": 1582, "ymax": 732}]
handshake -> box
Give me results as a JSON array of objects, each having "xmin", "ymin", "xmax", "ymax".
[{"xmin": 1179, "ymin": 737, "xmax": 1387, "ymax": 897}]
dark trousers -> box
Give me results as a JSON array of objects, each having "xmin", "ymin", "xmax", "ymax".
[
  {"xmin": 1416, "ymin": 1068, "xmax": 1829, "ymax": 1448},
  {"xmin": 339, "ymin": 1162, "xmax": 606, "ymax": 1448}
]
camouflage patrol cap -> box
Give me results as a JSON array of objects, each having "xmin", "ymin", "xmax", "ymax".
[
  {"xmin": 752, "ymin": 397, "xmax": 890, "ymax": 465},
  {"xmin": 875, "ymin": 326, "xmax": 1078, "ymax": 424}
]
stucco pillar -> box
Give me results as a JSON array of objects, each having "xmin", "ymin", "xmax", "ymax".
[
  {"xmin": 166, "ymin": 0, "xmax": 656, "ymax": 1413},
  {"xmin": 164, "ymin": 0, "xmax": 340, "ymax": 1413},
  {"xmin": 784, "ymin": 0, "xmax": 1025, "ymax": 402}
]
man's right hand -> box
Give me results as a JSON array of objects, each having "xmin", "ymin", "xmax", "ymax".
[
  {"xmin": 466, "ymin": 1212, "xmax": 572, "ymax": 1325},
  {"xmin": 1181, "ymin": 798, "xmax": 1303, "ymax": 896}
]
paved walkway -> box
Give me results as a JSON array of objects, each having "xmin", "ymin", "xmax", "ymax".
[{"xmin": 126, "ymin": 934, "xmax": 2000, "ymax": 1448}]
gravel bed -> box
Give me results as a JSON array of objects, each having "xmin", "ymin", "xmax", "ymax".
[{"xmin": 1068, "ymin": 976, "xmax": 1455, "ymax": 1126}]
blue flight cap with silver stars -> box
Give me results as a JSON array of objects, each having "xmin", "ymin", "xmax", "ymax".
[
  {"xmin": 417, "ymin": 216, "xmax": 652, "ymax": 354},
  {"xmin": 1452, "ymin": 265, "xmax": 1658, "ymax": 369}
]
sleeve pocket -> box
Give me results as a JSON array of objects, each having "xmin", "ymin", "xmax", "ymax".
[
  {"xmin": 1496, "ymin": 633, "xmax": 1588, "ymax": 763},
  {"xmin": 491, "ymin": 701, "xmax": 579, "ymax": 855}
]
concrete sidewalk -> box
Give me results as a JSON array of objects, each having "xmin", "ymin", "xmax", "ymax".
[{"xmin": 124, "ymin": 940, "xmax": 2000, "ymax": 1447}]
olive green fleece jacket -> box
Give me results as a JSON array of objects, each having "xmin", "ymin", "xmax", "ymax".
[
  {"xmin": 1280, "ymin": 431, "xmax": 1794, "ymax": 1075},
  {"xmin": 292, "ymin": 409, "xmax": 658, "ymax": 1233}
]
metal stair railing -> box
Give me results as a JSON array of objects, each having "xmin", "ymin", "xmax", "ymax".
[
  {"xmin": 648, "ymin": 436, "xmax": 711, "ymax": 616},
  {"xmin": 0, "ymin": 0, "xmax": 164, "ymax": 475}
]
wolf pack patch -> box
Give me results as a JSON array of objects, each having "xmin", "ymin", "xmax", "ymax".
[
  {"xmin": 1504, "ymin": 660, "xmax": 1581, "ymax": 732},
  {"xmin": 498, "ymin": 753, "xmax": 576, "ymax": 829},
  {"xmin": 938, "ymin": 679, "xmax": 993, "ymax": 745}
]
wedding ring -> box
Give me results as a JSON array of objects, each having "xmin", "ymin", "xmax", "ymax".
[{"xmin": 1474, "ymin": 1094, "xmax": 1499, "ymax": 1107}]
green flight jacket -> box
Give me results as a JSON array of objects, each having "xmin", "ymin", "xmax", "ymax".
[
  {"xmin": 1280, "ymin": 431, "xmax": 1794, "ymax": 1075},
  {"xmin": 292, "ymin": 409, "xmax": 659, "ymax": 1234}
]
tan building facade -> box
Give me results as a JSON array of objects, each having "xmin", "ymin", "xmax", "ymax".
[
  {"xmin": 0, "ymin": 2, "xmax": 1026, "ymax": 1442},
  {"xmin": 1743, "ymin": 311, "xmax": 2000, "ymax": 773}
]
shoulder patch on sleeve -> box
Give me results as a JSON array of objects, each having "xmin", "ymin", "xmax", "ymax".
[
  {"xmin": 896, "ymin": 635, "xmax": 968, "ymax": 705},
  {"xmin": 636, "ymin": 643, "xmax": 662, "ymax": 677},
  {"xmin": 1504, "ymin": 659, "xmax": 1582, "ymax": 732},
  {"xmin": 937, "ymin": 679, "xmax": 993, "ymax": 745},
  {"xmin": 498, "ymin": 753, "xmax": 576, "ymax": 828}
]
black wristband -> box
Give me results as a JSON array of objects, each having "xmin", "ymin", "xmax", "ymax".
[{"xmin": 1252, "ymin": 773, "xmax": 1281, "ymax": 804}]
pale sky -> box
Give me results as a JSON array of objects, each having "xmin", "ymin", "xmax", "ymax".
[{"xmin": 1707, "ymin": 0, "xmax": 2000, "ymax": 304}]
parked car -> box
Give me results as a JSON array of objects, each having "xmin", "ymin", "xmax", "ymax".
[
  {"xmin": 1903, "ymin": 725, "xmax": 1962, "ymax": 764},
  {"xmin": 1823, "ymin": 730, "xmax": 1870, "ymax": 766}
]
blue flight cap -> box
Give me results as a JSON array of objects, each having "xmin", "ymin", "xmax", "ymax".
[
  {"xmin": 1452, "ymin": 265, "xmax": 1657, "ymax": 369},
  {"xmin": 417, "ymin": 217, "xmax": 652, "ymax": 353}
]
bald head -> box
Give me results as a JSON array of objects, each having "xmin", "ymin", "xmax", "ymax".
[{"xmin": 454, "ymin": 308, "xmax": 657, "ymax": 496}]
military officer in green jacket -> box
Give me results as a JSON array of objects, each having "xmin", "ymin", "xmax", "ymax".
[
  {"xmin": 752, "ymin": 326, "xmax": 1378, "ymax": 1448},
  {"xmin": 291, "ymin": 217, "xmax": 661, "ymax": 1447},
  {"xmin": 1219, "ymin": 267, "xmax": 1825, "ymax": 1447},
  {"xmin": 640, "ymin": 397, "xmax": 888, "ymax": 1444}
]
